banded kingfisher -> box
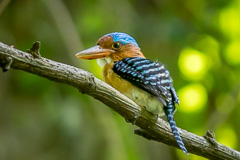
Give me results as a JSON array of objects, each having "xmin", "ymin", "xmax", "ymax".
[{"xmin": 76, "ymin": 32, "xmax": 188, "ymax": 154}]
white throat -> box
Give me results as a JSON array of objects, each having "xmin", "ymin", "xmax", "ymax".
[{"xmin": 97, "ymin": 57, "xmax": 112, "ymax": 67}]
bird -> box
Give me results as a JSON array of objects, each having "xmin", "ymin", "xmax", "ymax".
[{"xmin": 75, "ymin": 32, "xmax": 188, "ymax": 154}]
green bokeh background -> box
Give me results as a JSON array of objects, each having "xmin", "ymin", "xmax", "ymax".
[{"xmin": 0, "ymin": 0, "xmax": 240, "ymax": 160}]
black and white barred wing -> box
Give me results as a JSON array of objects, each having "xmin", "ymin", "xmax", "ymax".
[
  {"xmin": 113, "ymin": 57, "xmax": 179, "ymax": 106},
  {"xmin": 113, "ymin": 57, "xmax": 188, "ymax": 154}
]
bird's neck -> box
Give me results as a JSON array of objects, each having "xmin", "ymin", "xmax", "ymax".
[{"xmin": 97, "ymin": 57, "xmax": 112, "ymax": 68}]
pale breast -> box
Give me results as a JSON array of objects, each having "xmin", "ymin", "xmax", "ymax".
[{"xmin": 102, "ymin": 63, "xmax": 165, "ymax": 116}]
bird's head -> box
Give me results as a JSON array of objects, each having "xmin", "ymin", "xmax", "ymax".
[{"xmin": 75, "ymin": 32, "xmax": 145, "ymax": 64}]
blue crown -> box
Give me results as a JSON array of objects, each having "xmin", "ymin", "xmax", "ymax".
[{"xmin": 106, "ymin": 32, "xmax": 139, "ymax": 47}]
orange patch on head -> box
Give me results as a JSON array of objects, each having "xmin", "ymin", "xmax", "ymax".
[
  {"xmin": 89, "ymin": 34, "xmax": 145, "ymax": 62},
  {"xmin": 97, "ymin": 35, "xmax": 114, "ymax": 49},
  {"xmin": 108, "ymin": 44, "xmax": 145, "ymax": 61}
]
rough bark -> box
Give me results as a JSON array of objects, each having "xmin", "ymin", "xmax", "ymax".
[{"xmin": 0, "ymin": 42, "xmax": 240, "ymax": 160}]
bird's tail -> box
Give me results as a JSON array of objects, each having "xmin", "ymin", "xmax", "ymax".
[{"xmin": 164, "ymin": 102, "xmax": 188, "ymax": 155}]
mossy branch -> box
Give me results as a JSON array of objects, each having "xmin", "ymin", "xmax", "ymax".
[{"xmin": 0, "ymin": 41, "xmax": 240, "ymax": 160}]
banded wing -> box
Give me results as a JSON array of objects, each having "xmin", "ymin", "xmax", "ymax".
[{"xmin": 113, "ymin": 57, "xmax": 179, "ymax": 107}]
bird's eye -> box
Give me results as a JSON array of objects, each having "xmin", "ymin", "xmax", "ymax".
[{"xmin": 112, "ymin": 42, "xmax": 122, "ymax": 50}]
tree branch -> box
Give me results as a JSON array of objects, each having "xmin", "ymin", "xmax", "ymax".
[{"xmin": 0, "ymin": 41, "xmax": 239, "ymax": 160}]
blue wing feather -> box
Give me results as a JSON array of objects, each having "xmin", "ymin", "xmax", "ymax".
[
  {"xmin": 113, "ymin": 57, "xmax": 188, "ymax": 154},
  {"xmin": 113, "ymin": 57, "xmax": 179, "ymax": 105}
]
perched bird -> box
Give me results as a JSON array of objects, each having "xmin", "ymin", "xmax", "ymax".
[{"xmin": 76, "ymin": 32, "xmax": 188, "ymax": 154}]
